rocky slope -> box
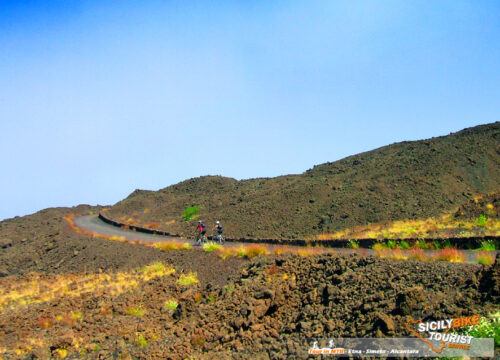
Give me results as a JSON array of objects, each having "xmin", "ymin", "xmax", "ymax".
[{"xmin": 107, "ymin": 122, "xmax": 500, "ymax": 239}]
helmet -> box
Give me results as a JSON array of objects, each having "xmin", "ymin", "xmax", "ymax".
[
  {"xmin": 216, "ymin": 220, "xmax": 220, "ymax": 224},
  {"xmin": 198, "ymin": 220, "xmax": 202, "ymax": 223}
]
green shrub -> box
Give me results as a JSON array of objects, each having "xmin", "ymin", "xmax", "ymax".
[
  {"xmin": 442, "ymin": 239, "xmax": 452, "ymax": 249},
  {"xmin": 399, "ymin": 240, "xmax": 410, "ymax": 250},
  {"xmin": 164, "ymin": 299, "xmax": 178, "ymax": 310},
  {"xmin": 182, "ymin": 205, "xmax": 200, "ymax": 221},
  {"xmin": 461, "ymin": 312, "xmax": 499, "ymax": 347},
  {"xmin": 203, "ymin": 242, "xmax": 222, "ymax": 252},
  {"xmin": 474, "ymin": 214, "xmax": 490, "ymax": 227},
  {"xmin": 178, "ymin": 273, "xmax": 199, "ymax": 286},
  {"xmin": 126, "ymin": 308, "xmax": 144, "ymax": 316},
  {"xmin": 372, "ymin": 242, "xmax": 387, "ymax": 250},
  {"xmin": 136, "ymin": 333, "xmax": 148, "ymax": 348},
  {"xmin": 386, "ymin": 239, "xmax": 396, "ymax": 249},
  {"xmin": 479, "ymin": 240, "xmax": 496, "ymax": 251},
  {"xmin": 243, "ymin": 245, "xmax": 269, "ymax": 258},
  {"xmin": 348, "ymin": 239, "xmax": 359, "ymax": 249},
  {"xmin": 414, "ymin": 239, "xmax": 429, "ymax": 249}
]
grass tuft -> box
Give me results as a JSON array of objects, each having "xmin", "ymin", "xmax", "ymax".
[
  {"xmin": 478, "ymin": 240, "xmax": 496, "ymax": 251},
  {"xmin": 348, "ymin": 239, "xmax": 359, "ymax": 249},
  {"xmin": 138, "ymin": 262, "xmax": 175, "ymax": 279},
  {"xmin": 408, "ymin": 248, "xmax": 428, "ymax": 261},
  {"xmin": 461, "ymin": 312, "xmax": 499, "ymax": 347},
  {"xmin": 274, "ymin": 246, "xmax": 292, "ymax": 255},
  {"xmin": 164, "ymin": 299, "xmax": 178, "ymax": 310},
  {"xmin": 54, "ymin": 349, "xmax": 68, "ymax": 359},
  {"xmin": 126, "ymin": 307, "xmax": 144, "ymax": 316},
  {"xmin": 242, "ymin": 245, "xmax": 269, "ymax": 258},
  {"xmin": 203, "ymin": 242, "xmax": 223, "ymax": 252},
  {"xmin": 136, "ymin": 333, "xmax": 148, "ymax": 348},
  {"xmin": 434, "ymin": 248, "xmax": 467, "ymax": 263},
  {"xmin": 475, "ymin": 251, "xmax": 496, "ymax": 265},
  {"xmin": 178, "ymin": 272, "xmax": 199, "ymax": 286}
]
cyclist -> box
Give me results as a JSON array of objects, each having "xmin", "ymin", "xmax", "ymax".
[
  {"xmin": 195, "ymin": 220, "xmax": 207, "ymax": 245},
  {"xmin": 213, "ymin": 220, "xmax": 224, "ymax": 244}
]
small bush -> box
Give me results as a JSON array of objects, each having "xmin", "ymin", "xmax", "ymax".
[
  {"xmin": 236, "ymin": 247, "xmax": 248, "ymax": 257},
  {"xmin": 399, "ymin": 240, "xmax": 410, "ymax": 250},
  {"xmin": 435, "ymin": 248, "xmax": 466, "ymax": 263},
  {"xmin": 164, "ymin": 299, "xmax": 178, "ymax": 310},
  {"xmin": 296, "ymin": 247, "xmax": 325, "ymax": 257},
  {"xmin": 155, "ymin": 242, "xmax": 180, "ymax": 251},
  {"xmin": 274, "ymin": 246, "xmax": 292, "ymax": 255},
  {"xmin": 178, "ymin": 273, "xmax": 198, "ymax": 286},
  {"xmin": 203, "ymin": 242, "xmax": 222, "ymax": 252},
  {"xmin": 139, "ymin": 262, "xmax": 175, "ymax": 277},
  {"xmin": 431, "ymin": 241, "xmax": 442, "ymax": 250},
  {"xmin": 372, "ymin": 243, "xmax": 387, "ymax": 251},
  {"xmin": 155, "ymin": 242, "xmax": 192, "ymax": 251},
  {"xmin": 71, "ymin": 311, "xmax": 83, "ymax": 321},
  {"xmin": 414, "ymin": 239, "xmax": 429, "ymax": 249},
  {"xmin": 388, "ymin": 250, "xmax": 408, "ymax": 260},
  {"xmin": 54, "ymin": 349, "xmax": 68, "ymax": 359},
  {"xmin": 126, "ymin": 308, "xmax": 144, "ymax": 316},
  {"xmin": 474, "ymin": 214, "xmax": 490, "ymax": 227},
  {"xmin": 461, "ymin": 312, "xmax": 499, "ymax": 347},
  {"xmin": 243, "ymin": 245, "xmax": 269, "ymax": 258},
  {"xmin": 479, "ymin": 240, "xmax": 496, "ymax": 251},
  {"xmin": 136, "ymin": 333, "xmax": 148, "ymax": 348},
  {"xmin": 475, "ymin": 251, "xmax": 496, "ymax": 265},
  {"xmin": 219, "ymin": 248, "xmax": 237, "ymax": 259},
  {"xmin": 182, "ymin": 205, "xmax": 200, "ymax": 221},
  {"xmin": 442, "ymin": 239, "xmax": 452, "ymax": 249},
  {"xmin": 408, "ymin": 248, "xmax": 428, "ymax": 261},
  {"xmin": 348, "ymin": 239, "xmax": 359, "ymax": 249},
  {"xmin": 386, "ymin": 239, "xmax": 396, "ymax": 249}
]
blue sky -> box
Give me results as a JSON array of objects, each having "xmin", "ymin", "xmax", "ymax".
[{"xmin": 1, "ymin": 1, "xmax": 499, "ymax": 220}]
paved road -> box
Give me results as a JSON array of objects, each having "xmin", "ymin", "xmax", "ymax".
[
  {"xmin": 73, "ymin": 215, "xmax": 493, "ymax": 263},
  {"xmin": 74, "ymin": 215, "xmax": 184, "ymax": 243}
]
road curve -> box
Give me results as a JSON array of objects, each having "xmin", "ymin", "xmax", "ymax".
[
  {"xmin": 74, "ymin": 215, "xmax": 183, "ymax": 243},
  {"xmin": 72, "ymin": 215, "xmax": 491, "ymax": 263}
]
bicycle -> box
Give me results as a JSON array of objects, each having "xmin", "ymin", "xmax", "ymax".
[
  {"xmin": 213, "ymin": 233, "xmax": 225, "ymax": 244},
  {"xmin": 194, "ymin": 231, "xmax": 207, "ymax": 246}
]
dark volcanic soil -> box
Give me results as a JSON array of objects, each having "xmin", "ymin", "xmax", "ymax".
[
  {"xmin": 0, "ymin": 200, "xmax": 498, "ymax": 359},
  {"xmin": 106, "ymin": 122, "xmax": 500, "ymax": 239}
]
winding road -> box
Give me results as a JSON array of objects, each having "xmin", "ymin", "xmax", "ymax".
[
  {"xmin": 72, "ymin": 215, "xmax": 493, "ymax": 263},
  {"xmin": 74, "ymin": 215, "xmax": 182, "ymax": 243}
]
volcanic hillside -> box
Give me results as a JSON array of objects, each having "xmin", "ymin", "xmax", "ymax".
[{"xmin": 107, "ymin": 122, "xmax": 500, "ymax": 239}]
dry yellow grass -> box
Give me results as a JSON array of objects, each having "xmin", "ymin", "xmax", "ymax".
[
  {"xmin": 0, "ymin": 262, "xmax": 174, "ymax": 311},
  {"xmin": 315, "ymin": 214, "xmax": 499, "ymax": 241}
]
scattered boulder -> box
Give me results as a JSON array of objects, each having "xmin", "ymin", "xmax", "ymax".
[{"xmin": 0, "ymin": 238, "xmax": 12, "ymax": 249}]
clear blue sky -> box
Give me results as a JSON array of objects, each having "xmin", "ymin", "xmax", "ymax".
[{"xmin": 1, "ymin": 1, "xmax": 499, "ymax": 220}]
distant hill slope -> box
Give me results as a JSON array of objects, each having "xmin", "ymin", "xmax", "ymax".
[{"xmin": 107, "ymin": 122, "xmax": 500, "ymax": 239}]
